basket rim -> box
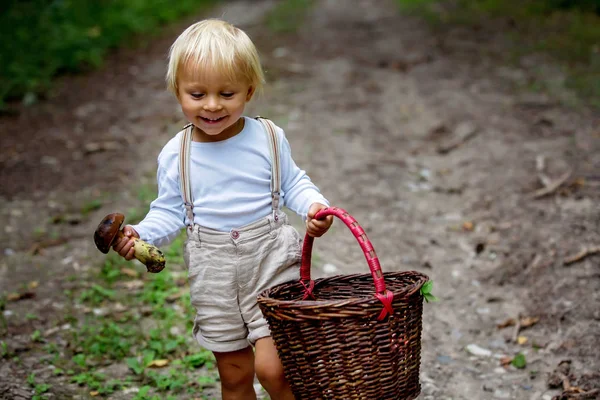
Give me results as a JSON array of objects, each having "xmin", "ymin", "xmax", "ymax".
[{"xmin": 257, "ymin": 270, "xmax": 429, "ymax": 309}]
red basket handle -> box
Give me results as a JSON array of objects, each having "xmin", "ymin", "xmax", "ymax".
[{"xmin": 300, "ymin": 207, "xmax": 394, "ymax": 320}]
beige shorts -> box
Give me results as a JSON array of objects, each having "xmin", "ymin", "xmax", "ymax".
[{"xmin": 184, "ymin": 211, "xmax": 301, "ymax": 353}]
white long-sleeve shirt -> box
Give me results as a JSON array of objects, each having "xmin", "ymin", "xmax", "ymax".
[{"xmin": 132, "ymin": 117, "xmax": 328, "ymax": 247}]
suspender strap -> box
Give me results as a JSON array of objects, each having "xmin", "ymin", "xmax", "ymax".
[
  {"xmin": 255, "ymin": 117, "xmax": 281, "ymax": 216},
  {"xmin": 179, "ymin": 123, "xmax": 194, "ymax": 232}
]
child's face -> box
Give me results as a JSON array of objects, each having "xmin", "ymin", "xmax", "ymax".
[{"xmin": 177, "ymin": 64, "xmax": 255, "ymax": 141}]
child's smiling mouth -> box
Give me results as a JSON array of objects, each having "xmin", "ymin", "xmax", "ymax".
[{"xmin": 201, "ymin": 116, "xmax": 226, "ymax": 124}]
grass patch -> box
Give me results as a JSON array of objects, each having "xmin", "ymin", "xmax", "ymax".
[
  {"xmin": 266, "ymin": 0, "xmax": 314, "ymax": 33},
  {"xmin": 395, "ymin": 0, "xmax": 600, "ymax": 106},
  {"xmin": 54, "ymin": 232, "xmax": 219, "ymax": 398},
  {"xmin": 0, "ymin": 0, "xmax": 217, "ymax": 109},
  {"xmin": 28, "ymin": 180, "xmax": 220, "ymax": 398}
]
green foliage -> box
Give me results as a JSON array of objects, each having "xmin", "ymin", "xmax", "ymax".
[
  {"xmin": 27, "ymin": 373, "xmax": 51, "ymax": 400},
  {"xmin": 395, "ymin": 0, "xmax": 600, "ymax": 105},
  {"xmin": 183, "ymin": 351, "xmax": 215, "ymax": 369},
  {"xmin": 420, "ymin": 280, "xmax": 439, "ymax": 303},
  {"xmin": 71, "ymin": 371, "xmax": 124, "ymax": 395},
  {"xmin": 266, "ymin": 0, "xmax": 314, "ymax": 33},
  {"xmin": 79, "ymin": 284, "xmax": 115, "ymax": 305},
  {"xmin": 37, "ymin": 197, "xmax": 212, "ymax": 397},
  {"xmin": 30, "ymin": 330, "xmax": 43, "ymax": 343},
  {"xmin": 0, "ymin": 0, "xmax": 216, "ymax": 108},
  {"xmin": 512, "ymin": 353, "xmax": 527, "ymax": 369},
  {"xmin": 0, "ymin": 341, "xmax": 9, "ymax": 358}
]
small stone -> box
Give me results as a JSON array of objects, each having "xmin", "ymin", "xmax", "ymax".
[
  {"xmin": 494, "ymin": 389, "xmax": 511, "ymax": 399},
  {"xmin": 437, "ymin": 355, "xmax": 453, "ymax": 364},
  {"xmin": 322, "ymin": 263, "xmax": 338, "ymax": 274},
  {"xmin": 465, "ymin": 344, "xmax": 492, "ymax": 357}
]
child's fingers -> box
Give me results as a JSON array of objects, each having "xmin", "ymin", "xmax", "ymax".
[
  {"xmin": 309, "ymin": 216, "xmax": 332, "ymax": 230},
  {"xmin": 124, "ymin": 245, "xmax": 136, "ymax": 261},
  {"xmin": 122, "ymin": 225, "xmax": 140, "ymax": 238},
  {"xmin": 307, "ymin": 218, "xmax": 331, "ymax": 237},
  {"xmin": 113, "ymin": 236, "xmax": 134, "ymax": 258}
]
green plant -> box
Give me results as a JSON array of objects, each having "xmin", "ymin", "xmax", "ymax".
[
  {"xmin": 394, "ymin": 0, "xmax": 600, "ymax": 105},
  {"xmin": 183, "ymin": 351, "xmax": 215, "ymax": 369},
  {"xmin": 512, "ymin": 353, "xmax": 527, "ymax": 369},
  {"xmin": 27, "ymin": 373, "xmax": 51, "ymax": 399},
  {"xmin": 81, "ymin": 199, "xmax": 103, "ymax": 216},
  {"xmin": 420, "ymin": 280, "xmax": 439, "ymax": 303},
  {"xmin": 0, "ymin": 0, "xmax": 217, "ymax": 108},
  {"xmin": 79, "ymin": 284, "xmax": 115, "ymax": 304},
  {"xmin": 266, "ymin": 0, "xmax": 314, "ymax": 33},
  {"xmin": 30, "ymin": 330, "xmax": 43, "ymax": 343},
  {"xmin": 0, "ymin": 341, "xmax": 8, "ymax": 358}
]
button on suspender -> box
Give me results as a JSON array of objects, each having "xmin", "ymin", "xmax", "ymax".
[{"xmin": 178, "ymin": 118, "xmax": 282, "ymax": 231}]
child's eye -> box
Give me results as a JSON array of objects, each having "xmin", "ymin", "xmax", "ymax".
[
  {"xmin": 221, "ymin": 92, "xmax": 234, "ymax": 98},
  {"xmin": 191, "ymin": 93, "xmax": 204, "ymax": 99}
]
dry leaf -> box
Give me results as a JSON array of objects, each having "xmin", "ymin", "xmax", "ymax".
[
  {"xmin": 90, "ymin": 391, "xmax": 99, "ymax": 396},
  {"xmin": 517, "ymin": 336, "xmax": 528, "ymax": 345},
  {"xmin": 120, "ymin": 280, "xmax": 144, "ymax": 290},
  {"xmin": 519, "ymin": 316, "xmax": 539, "ymax": 328},
  {"xmin": 147, "ymin": 359, "xmax": 169, "ymax": 368},
  {"xmin": 499, "ymin": 356, "xmax": 512, "ymax": 367},
  {"xmin": 462, "ymin": 221, "xmax": 474, "ymax": 231},
  {"xmin": 120, "ymin": 267, "xmax": 139, "ymax": 278},
  {"xmin": 28, "ymin": 281, "xmax": 39, "ymax": 289},
  {"xmin": 497, "ymin": 318, "xmax": 516, "ymax": 329},
  {"xmin": 6, "ymin": 291, "xmax": 36, "ymax": 301},
  {"xmin": 167, "ymin": 289, "xmax": 187, "ymax": 302}
]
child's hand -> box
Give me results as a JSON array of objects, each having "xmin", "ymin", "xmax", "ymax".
[
  {"xmin": 306, "ymin": 203, "xmax": 333, "ymax": 237},
  {"xmin": 112, "ymin": 225, "xmax": 140, "ymax": 261}
]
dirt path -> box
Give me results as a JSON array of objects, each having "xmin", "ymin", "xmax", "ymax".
[{"xmin": 1, "ymin": 0, "xmax": 599, "ymax": 399}]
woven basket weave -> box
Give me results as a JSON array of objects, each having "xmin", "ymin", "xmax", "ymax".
[{"xmin": 258, "ymin": 207, "xmax": 429, "ymax": 400}]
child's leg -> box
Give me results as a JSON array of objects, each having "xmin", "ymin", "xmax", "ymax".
[
  {"xmin": 254, "ymin": 337, "xmax": 294, "ymax": 400},
  {"xmin": 213, "ymin": 346, "xmax": 257, "ymax": 400}
]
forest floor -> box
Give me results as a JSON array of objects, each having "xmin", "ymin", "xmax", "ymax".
[{"xmin": 0, "ymin": 0, "xmax": 599, "ymax": 399}]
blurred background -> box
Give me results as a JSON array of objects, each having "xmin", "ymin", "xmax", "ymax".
[{"xmin": 1, "ymin": 1, "xmax": 599, "ymax": 399}]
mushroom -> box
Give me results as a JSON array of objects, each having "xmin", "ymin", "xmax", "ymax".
[{"xmin": 94, "ymin": 213, "xmax": 166, "ymax": 273}]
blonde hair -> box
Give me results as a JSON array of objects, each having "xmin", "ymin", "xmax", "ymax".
[{"xmin": 166, "ymin": 19, "xmax": 265, "ymax": 96}]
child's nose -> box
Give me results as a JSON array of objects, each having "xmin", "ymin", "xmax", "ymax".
[{"xmin": 203, "ymin": 96, "xmax": 222, "ymax": 111}]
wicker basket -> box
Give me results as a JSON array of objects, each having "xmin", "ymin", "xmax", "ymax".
[{"xmin": 258, "ymin": 207, "xmax": 429, "ymax": 400}]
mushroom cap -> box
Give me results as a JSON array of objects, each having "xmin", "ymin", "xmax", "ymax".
[{"xmin": 94, "ymin": 213, "xmax": 125, "ymax": 254}]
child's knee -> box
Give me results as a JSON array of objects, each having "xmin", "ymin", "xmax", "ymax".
[
  {"xmin": 215, "ymin": 350, "xmax": 255, "ymax": 390},
  {"xmin": 255, "ymin": 358, "xmax": 285, "ymax": 386},
  {"xmin": 219, "ymin": 363, "xmax": 255, "ymax": 389}
]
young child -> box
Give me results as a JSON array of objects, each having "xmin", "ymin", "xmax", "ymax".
[{"xmin": 112, "ymin": 19, "xmax": 333, "ymax": 400}]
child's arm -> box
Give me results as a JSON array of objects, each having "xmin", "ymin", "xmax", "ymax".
[{"xmin": 112, "ymin": 146, "xmax": 187, "ymax": 260}]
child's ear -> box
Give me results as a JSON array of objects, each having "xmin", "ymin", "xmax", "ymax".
[{"xmin": 246, "ymin": 86, "xmax": 255, "ymax": 102}]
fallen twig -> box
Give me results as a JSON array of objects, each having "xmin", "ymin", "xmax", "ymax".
[
  {"xmin": 29, "ymin": 238, "xmax": 69, "ymax": 255},
  {"xmin": 555, "ymin": 388, "xmax": 600, "ymax": 400},
  {"xmin": 436, "ymin": 122, "xmax": 478, "ymax": 154},
  {"xmin": 570, "ymin": 389, "xmax": 600, "ymax": 399},
  {"xmin": 531, "ymin": 169, "xmax": 572, "ymax": 199},
  {"xmin": 536, "ymin": 155, "xmax": 552, "ymax": 187},
  {"xmin": 564, "ymin": 246, "xmax": 600, "ymax": 266},
  {"xmin": 512, "ymin": 316, "xmax": 522, "ymax": 343}
]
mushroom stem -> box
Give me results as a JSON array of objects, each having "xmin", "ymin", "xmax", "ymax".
[
  {"xmin": 117, "ymin": 231, "xmax": 166, "ymax": 273},
  {"xmin": 93, "ymin": 212, "xmax": 166, "ymax": 273}
]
